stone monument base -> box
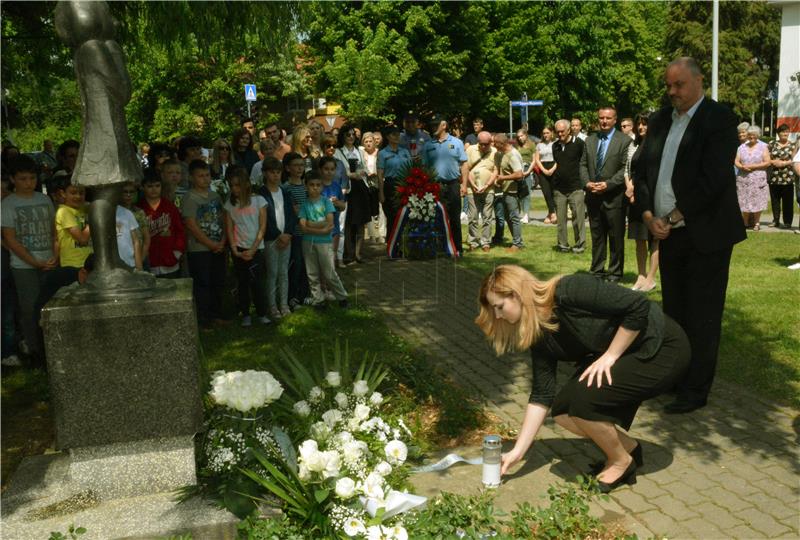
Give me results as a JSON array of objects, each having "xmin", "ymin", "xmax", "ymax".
[
  {"xmin": 0, "ymin": 452, "xmax": 239, "ymax": 540},
  {"xmin": 69, "ymin": 436, "xmax": 196, "ymax": 500}
]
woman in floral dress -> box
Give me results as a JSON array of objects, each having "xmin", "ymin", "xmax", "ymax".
[
  {"xmin": 767, "ymin": 124, "xmax": 797, "ymax": 229},
  {"xmin": 734, "ymin": 126, "xmax": 771, "ymax": 230}
]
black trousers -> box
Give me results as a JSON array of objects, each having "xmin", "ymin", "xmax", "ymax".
[
  {"xmin": 769, "ymin": 184, "xmax": 794, "ymax": 226},
  {"xmin": 382, "ymin": 178, "xmax": 399, "ymax": 233},
  {"xmin": 187, "ymin": 251, "xmax": 227, "ymax": 323},
  {"xmin": 232, "ymin": 249, "xmax": 267, "ymax": 317},
  {"xmin": 288, "ymin": 234, "xmax": 310, "ymax": 303},
  {"xmin": 587, "ymin": 202, "xmax": 625, "ymax": 280},
  {"xmin": 440, "ymin": 180, "xmax": 463, "ymax": 252},
  {"xmin": 659, "ymin": 228, "xmax": 733, "ymax": 402}
]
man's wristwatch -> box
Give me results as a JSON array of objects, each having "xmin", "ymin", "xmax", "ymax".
[{"xmin": 666, "ymin": 210, "xmax": 679, "ymax": 226}]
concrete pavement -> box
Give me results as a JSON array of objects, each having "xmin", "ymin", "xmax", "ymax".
[{"xmin": 340, "ymin": 249, "xmax": 800, "ymax": 539}]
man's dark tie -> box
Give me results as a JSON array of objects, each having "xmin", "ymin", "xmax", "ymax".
[{"xmin": 596, "ymin": 135, "xmax": 607, "ymax": 173}]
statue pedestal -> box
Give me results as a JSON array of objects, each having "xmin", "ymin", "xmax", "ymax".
[{"xmin": 0, "ymin": 279, "xmax": 237, "ymax": 539}]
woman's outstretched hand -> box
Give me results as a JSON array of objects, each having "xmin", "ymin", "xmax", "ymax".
[
  {"xmin": 579, "ymin": 353, "xmax": 617, "ymax": 388},
  {"xmin": 501, "ymin": 448, "xmax": 524, "ymax": 475}
]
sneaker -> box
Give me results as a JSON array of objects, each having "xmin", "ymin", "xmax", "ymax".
[
  {"xmin": 241, "ymin": 316, "xmax": 252, "ymax": 327},
  {"xmin": 520, "ymin": 214, "xmax": 529, "ymax": 224},
  {"xmin": 280, "ymin": 305, "xmax": 292, "ymax": 317},
  {"xmin": 1, "ymin": 355, "xmax": 22, "ymax": 367},
  {"xmin": 788, "ymin": 262, "xmax": 800, "ymax": 270},
  {"xmin": 257, "ymin": 316, "xmax": 271, "ymax": 325},
  {"xmin": 270, "ymin": 307, "xmax": 282, "ymax": 320},
  {"xmin": 325, "ymin": 290, "xmax": 336, "ymax": 301},
  {"xmin": 571, "ymin": 246, "xmax": 585, "ymax": 254}
]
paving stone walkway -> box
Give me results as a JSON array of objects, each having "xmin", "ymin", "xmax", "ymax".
[{"xmin": 340, "ymin": 249, "xmax": 799, "ymax": 539}]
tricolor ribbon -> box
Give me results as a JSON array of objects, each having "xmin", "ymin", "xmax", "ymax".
[{"xmin": 386, "ymin": 201, "xmax": 459, "ymax": 259}]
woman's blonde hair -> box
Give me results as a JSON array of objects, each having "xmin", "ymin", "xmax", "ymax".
[
  {"xmin": 291, "ymin": 125, "xmax": 320, "ymax": 159},
  {"xmin": 475, "ymin": 265, "xmax": 560, "ymax": 355}
]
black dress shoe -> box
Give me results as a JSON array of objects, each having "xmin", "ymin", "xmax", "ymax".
[
  {"xmin": 663, "ymin": 398, "xmax": 707, "ymax": 414},
  {"xmin": 589, "ymin": 443, "xmax": 643, "ymax": 475},
  {"xmin": 597, "ymin": 459, "xmax": 637, "ymax": 494}
]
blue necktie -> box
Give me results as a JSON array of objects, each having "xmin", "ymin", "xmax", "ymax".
[{"xmin": 596, "ymin": 135, "xmax": 607, "ymax": 173}]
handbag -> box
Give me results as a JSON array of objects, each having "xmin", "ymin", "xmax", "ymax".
[{"xmin": 516, "ymin": 177, "xmax": 530, "ymax": 199}]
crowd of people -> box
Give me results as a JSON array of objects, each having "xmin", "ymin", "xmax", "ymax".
[{"xmin": 2, "ymin": 66, "xmax": 799, "ymax": 374}]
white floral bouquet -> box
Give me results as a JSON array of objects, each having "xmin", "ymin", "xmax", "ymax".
[
  {"xmin": 191, "ymin": 369, "xmax": 294, "ymax": 518},
  {"xmin": 245, "ymin": 370, "xmax": 424, "ymax": 539},
  {"xmin": 406, "ymin": 192, "xmax": 437, "ymax": 222}
]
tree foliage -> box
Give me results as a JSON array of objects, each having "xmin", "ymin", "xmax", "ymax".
[
  {"xmin": 1, "ymin": 0, "xmax": 782, "ymax": 150},
  {"xmin": 665, "ymin": 0, "xmax": 782, "ymax": 120},
  {"xmin": 1, "ymin": 1, "xmax": 309, "ymax": 148}
]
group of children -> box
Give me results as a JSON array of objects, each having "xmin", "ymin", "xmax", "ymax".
[{"xmin": 1, "ymin": 152, "xmax": 350, "ymax": 366}]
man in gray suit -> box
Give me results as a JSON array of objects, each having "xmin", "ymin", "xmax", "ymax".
[{"xmin": 580, "ymin": 106, "xmax": 632, "ymax": 282}]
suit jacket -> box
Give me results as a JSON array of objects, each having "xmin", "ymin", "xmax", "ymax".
[
  {"xmin": 580, "ymin": 130, "xmax": 632, "ymax": 209},
  {"xmin": 632, "ymin": 98, "xmax": 746, "ymax": 253}
]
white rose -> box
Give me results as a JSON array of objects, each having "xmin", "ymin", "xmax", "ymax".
[
  {"xmin": 363, "ymin": 471, "xmax": 385, "ymax": 500},
  {"xmin": 334, "ymin": 431, "xmax": 353, "ymax": 445},
  {"xmin": 310, "ymin": 421, "xmax": 331, "ymax": 441},
  {"xmin": 353, "ymin": 403, "xmax": 371, "ymax": 422},
  {"xmin": 335, "ymin": 392, "xmax": 349, "ymax": 409},
  {"xmin": 304, "ymin": 450, "xmax": 327, "ymax": 473},
  {"xmin": 375, "ymin": 461, "xmax": 392, "ymax": 476},
  {"xmin": 342, "ymin": 440, "xmax": 365, "ymax": 462},
  {"xmin": 343, "ymin": 517, "xmax": 366, "ymax": 537},
  {"xmin": 384, "ymin": 440, "xmax": 408, "ymax": 465},
  {"xmin": 321, "ymin": 450, "xmax": 341, "ymax": 478},
  {"xmin": 353, "ymin": 380, "xmax": 369, "ymax": 397},
  {"xmin": 325, "ymin": 371, "xmax": 342, "ymax": 387},
  {"xmin": 335, "ymin": 477, "xmax": 356, "ymax": 499},
  {"xmin": 369, "ymin": 392, "xmax": 383, "ymax": 406},
  {"xmin": 322, "ymin": 409, "xmax": 343, "ymax": 428},
  {"xmin": 309, "ymin": 386, "xmax": 324, "ymax": 402},
  {"xmin": 293, "ymin": 400, "xmax": 311, "ymax": 417},
  {"xmin": 298, "ymin": 439, "xmax": 318, "ymax": 460},
  {"xmin": 348, "ymin": 417, "xmax": 362, "ymax": 431}
]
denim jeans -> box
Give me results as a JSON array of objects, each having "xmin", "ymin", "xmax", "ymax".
[
  {"xmin": 266, "ymin": 239, "xmax": 291, "ymax": 309},
  {"xmin": 503, "ymin": 193, "xmax": 524, "ymax": 248},
  {"xmin": 492, "ymin": 192, "xmax": 505, "ymax": 241}
]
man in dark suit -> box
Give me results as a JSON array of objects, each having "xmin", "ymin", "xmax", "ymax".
[
  {"xmin": 633, "ymin": 57, "xmax": 745, "ymax": 414},
  {"xmin": 580, "ymin": 106, "xmax": 632, "ymax": 282}
]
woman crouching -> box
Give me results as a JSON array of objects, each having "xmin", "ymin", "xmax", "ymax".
[{"xmin": 476, "ymin": 265, "xmax": 689, "ymax": 492}]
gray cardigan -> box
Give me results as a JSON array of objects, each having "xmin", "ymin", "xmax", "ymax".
[{"xmin": 529, "ymin": 273, "xmax": 665, "ymax": 407}]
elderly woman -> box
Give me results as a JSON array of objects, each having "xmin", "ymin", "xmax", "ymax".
[
  {"xmin": 477, "ymin": 265, "xmax": 689, "ymax": 493},
  {"xmin": 734, "ymin": 126, "xmax": 771, "ymax": 230},
  {"xmin": 361, "ymin": 132, "xmax": 385, "ymax": 243},
  {"xmin": 767, "ymin": 124, "xmax": 798, "ymax": 229},
  {"xmin": 737, "ymin": 122, "xmax": 750, "ymax": 145}
]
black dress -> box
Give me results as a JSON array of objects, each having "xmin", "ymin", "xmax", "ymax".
[{"xmin": 530, "ymin": 274, "xmax": 689, "ymax": 430}]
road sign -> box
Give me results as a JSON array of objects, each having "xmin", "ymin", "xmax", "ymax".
[
  {"xmin": 244, "ymin": 84, "xmax": 257, "ymax": 102},
  {"xmin": 510, "ymin": 100, "xmax": 543, "ymax": 107}
]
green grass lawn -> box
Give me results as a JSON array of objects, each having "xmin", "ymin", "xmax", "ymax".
[{"xmin": 455, "ymin": 223, "xmax": 800, "ymax": 407}]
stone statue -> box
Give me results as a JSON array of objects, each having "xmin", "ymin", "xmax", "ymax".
[{"xmin": 55, "ymin": 0, "xmax": 155, "ymax": 294}]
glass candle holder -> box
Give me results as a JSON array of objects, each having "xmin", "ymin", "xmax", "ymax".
[{"xmin": 482, "ymin": 434, "xmax": 502, "ymax": 488}]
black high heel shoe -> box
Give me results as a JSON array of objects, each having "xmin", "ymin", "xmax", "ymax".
[
  {"xmin": 588, "ymin": 443, "xmax": 643, "ymax": 475},
  {"xmin": 597, "ymin": 459, "xmax": 637, "ymax": 494}
]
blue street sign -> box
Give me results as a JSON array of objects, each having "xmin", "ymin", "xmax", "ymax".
[
  {"xmin": 244, "ymin": 84, "xmax": 257, "ymax": 102},
  {"xmin": 510, "ymin": 100, "xmax": 543, "ymax": 107}
]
